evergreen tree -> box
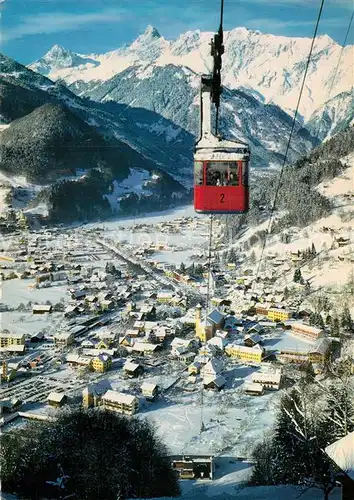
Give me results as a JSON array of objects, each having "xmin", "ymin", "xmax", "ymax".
[
  {"xmin": 317, "ymin": 313, "xmax": 325, "ymax": 328},
  {"xmin": 341, "ymin": 305, "xmax": 352, "ymax": 331},
  {"xmin": 179, "ymin": 262, "xmax": 186, "ymax": 274},
  {"xmin": 188, "ymin": 262, "xmax": 195, "ymax": 275},
  {"xmin": 251, "ymin": 386, "xmax": 339, "ymax": 499},
  {"xmin": 310, "ymin": 312, "xmax": 325, "ymax": 328},
  {"xmin": 331, "ymin": 316, "xmax": 340, "ymax": 337},
  {"xmin": 283, "ymin": 287, "xmax": 289, "ymax": 300},
  {"xmin": 0, "ymin": 408, "xmax": 180, "ymax": 500},
  {"xmin": 324, "ymin": 380, "xmax": 354, "ymax": 439},
  {"xmin": 311, "ymin": 242, "xmax": 316, "ymax": 255},
  {"xmin": 194, "ymin": 264, "xmax": 204, "ymax": 276},
  {"xmin": 325, "ymin": 314, "xmax": 332, "ymax": 326},
  {"xmin": 228, "ymin": 248, "xmax": 237, "ymax": 263},
  {"xmin": 293, "ymin": 269, "xmax": 302, "ymax": 283},
  {"xmin": 272, "ymin": 388, "xmax": 314, "ymax": 484},
  {"xmin": 309, "ymin": 312, "xmax": 316, "ymax": 326}
]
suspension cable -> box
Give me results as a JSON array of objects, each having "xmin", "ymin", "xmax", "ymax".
[
  {"xmin": 200, "ymin": 0, "xmax": 224, "ymax": 435},
  {"xmin": 251, "ymin": 0, "xmax": 326, "ymax": 291},
  {"xmin": 214, "ymin": 0, "xmax": 224, "ymax": 137},
  {"xmin": 200, "ymin": 215, "xmax": 213, "ymax": 435},
  {"xmin": 205, "ymin": 214, "xmax": 214, "ymax": 323}
]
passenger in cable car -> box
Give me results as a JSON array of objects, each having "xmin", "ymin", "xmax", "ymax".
[{"xmin": 227, "ymin": 172, "xmax": 238, "ymax": 186}]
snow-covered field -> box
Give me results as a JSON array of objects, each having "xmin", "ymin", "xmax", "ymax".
[
  {"xmin": 2, "ymin": 480, "xmax": 341, "ymax": 500},
  {"xmin": 87, "ymin": 204, "xmax": 203, "ymax": 230},
  {"xmin": 0, "ymin": 279, "xmax": 67, "ymax": 307},
  {"xmin": 85, "ymin": 205, "xmax": 208, "ymax": 265},
  {"xmin": 0, "ymin": 312, "xmax": 62, "ymax": 336},
  {"xmin": 131, "ymin": 480, "xmax": 341, "ymax": 500},
  {"xmin": 0, "ymin": 171, "xmax": 46, "ymax": 213},
  {"xmin": 262, "ymin": 329, "xmax": 315, "ymax": 351},
  {"xmin": 104, "ymin": 168, "xmax": 152, "ymax": 212},
  {"xmin": 96, "ymin": 355, "xmax": 297, "ymax": 459},
  {"xmin": 139, "ymin": 382, "xmax": 278, "ymax": 457}
]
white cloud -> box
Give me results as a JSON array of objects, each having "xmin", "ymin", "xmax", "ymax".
[{"xmin": 3, "ymin": 9, "xmax": 127, "ymax": 42}]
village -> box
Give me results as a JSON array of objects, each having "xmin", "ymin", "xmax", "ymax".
[{"xmin": 0, "ymin": 207, "xmax": 353, "ymax": 482}]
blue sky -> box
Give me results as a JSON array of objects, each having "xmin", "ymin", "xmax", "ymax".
[{"xmin": 1, "ymin": 0, "xmax": 353, "ymax": 64}]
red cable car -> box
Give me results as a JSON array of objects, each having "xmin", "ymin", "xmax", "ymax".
[{"xmin": 194, "ymin": 77, "xmax": 250, "ymax": 215}]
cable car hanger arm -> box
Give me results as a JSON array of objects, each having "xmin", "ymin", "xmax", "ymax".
[{"xmin": 210, "ymin": 0, "xmax": 224, "ymax": 109}]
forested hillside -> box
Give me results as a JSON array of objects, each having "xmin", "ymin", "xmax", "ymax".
[
  {"xmin": 224, "ymin": 126, "xmax": 354, "ymax": 238},
  {"xmin": 1, "ymin": 103, "xmax": 130, "ymax": 182}
]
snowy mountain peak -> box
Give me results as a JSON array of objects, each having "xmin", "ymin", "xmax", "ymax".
[
  {"xmin": 131, "ymin": 25, "xmax": 162, "ymax": 47},
  {"xmin": 41, "ymin": 44, "xmax": 80, "ymax": 68},
  {"xmin": 29, "ymin": 45, "xmax": 99, "ymax": 76},
  {"xmin": 45, "ymin": 44, "xmax": 70, "ymax": 58},
  {"xmin": 143, "ymin": 25, "xmax": 161, "ymax": 39},
  {"xmin": 128, "ymin": 25, "xmax": 166, "ymax": 60}
]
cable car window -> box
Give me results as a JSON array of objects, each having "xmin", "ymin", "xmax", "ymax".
[
  {"xmin": 205, "ymin": 162, "xmax": 239, "ymax": 186},
  {"xmin": 194, "ymin": 161, "xmax": 203, "ymax": 186},
  {"xmin": 242, "ymin": 161, "xmax": 249, "ymax": 186}
]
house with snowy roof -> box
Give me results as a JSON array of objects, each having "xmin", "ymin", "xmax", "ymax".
[
  {"xmin": 208, "ymin": 336, "xmax": 227, "ymax": 350},
  {"xmin": 157, "ymin": 291, "xmax": 174, "ymax": 303},
  {"xmin": 48, "ymin": 392, "xmax": 67, "ymax": 408},
  {"xmin": 198, "ymin": 343, "xmax": 217, "ymax": 357},
  {"xmin": 244, "ymin": 332, "xmax": 262, "ymax": 348},
  {"xmin": 188, "ymin": 361, "xmax": 202, "ymax": 375},
  {"xmin": 138, "ymin": 304, "xmax": 156, "ymax": 320},
  {"xmin": 204, "ymin": 375, "xmax": 226, "ymax": 391},
  {"xmin": 201, "ymin": 358, "xmax": 223, "ymax": 382},
  {"xmin": 91, "ymin": 353, "xmax": 112, "ymax": 373},
  {"xmin": 81, "ymin": 338, "xmax": 96, "ymax": 349},
  {"xmin": 124, "ymin": 328, "xmax": 142, "ymax": 338},
  {"xmin": 101, "ymin": 390, "xmax": 139, "ymax": 415},
  {"xmin": 66, "ymin": 354, "xmax": 92, "ymax": 367},
  {"xmin": 215, "ymin": 329, "xmax": 229, "ymax": 340},
  {"xmin": 224, "ymin": 315, "xmax": 243, "ymax": 331},
  {"xmin": 152, "ymin": 325, "xmax": 172, "ymax": 343},
  {"xmin": 124, "ymin": 361, "xmax": 144, "ymax": 378},
  {"xmin": 82, "ymin": 379, "xmax": 112, "ymax": 408},
  {"xmin": 307, "ymin": 338, "xmax": 331, "ymax": 364},
  {"xmin": 170, "ymin": 338, "xmax": 194, "ymax": 356},
  {"xmin": 244, "ymin": 382, "xmax": 264, "ymax": 396},
  {"xmin": 141, "ymin": 382, "xmax": 159, "ymax": 400},
  {"xmin": 252, "ymin": 370, "xmax": 282, "ymax": 390},
  {"xmin": 133, "ymin": 320, "xmax": 145, "ymax": 332},
  {"xmin": 225, "ymin": 344, "xmax": 264, "ymax": 363},
  {"xmin": 97, "ymin": 331, "xmax": 116, "ymax": 345},
  {"xmin": 291, "ymin": 322, "xmax": 324, "ymax": 341},
  {"xmin": 131, "ymin": 342, "xmax": 160, "ymax": 355},
  {"xmin": 325, "ymin": 431, "xmax": 354, "ymax": 500}
]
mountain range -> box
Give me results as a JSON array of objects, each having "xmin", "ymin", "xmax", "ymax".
[{"xmin": 29, "ymin": 25, "xmax": 354, "ymax": 138}]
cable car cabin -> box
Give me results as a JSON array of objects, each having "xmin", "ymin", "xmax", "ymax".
[
  {"xmin": 194, "ymin": 73, "xmax": 250, "ymax": 214},
  {"xmin": 194, "ymin": 140, "xmax": 250, "ymax": 214}
]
